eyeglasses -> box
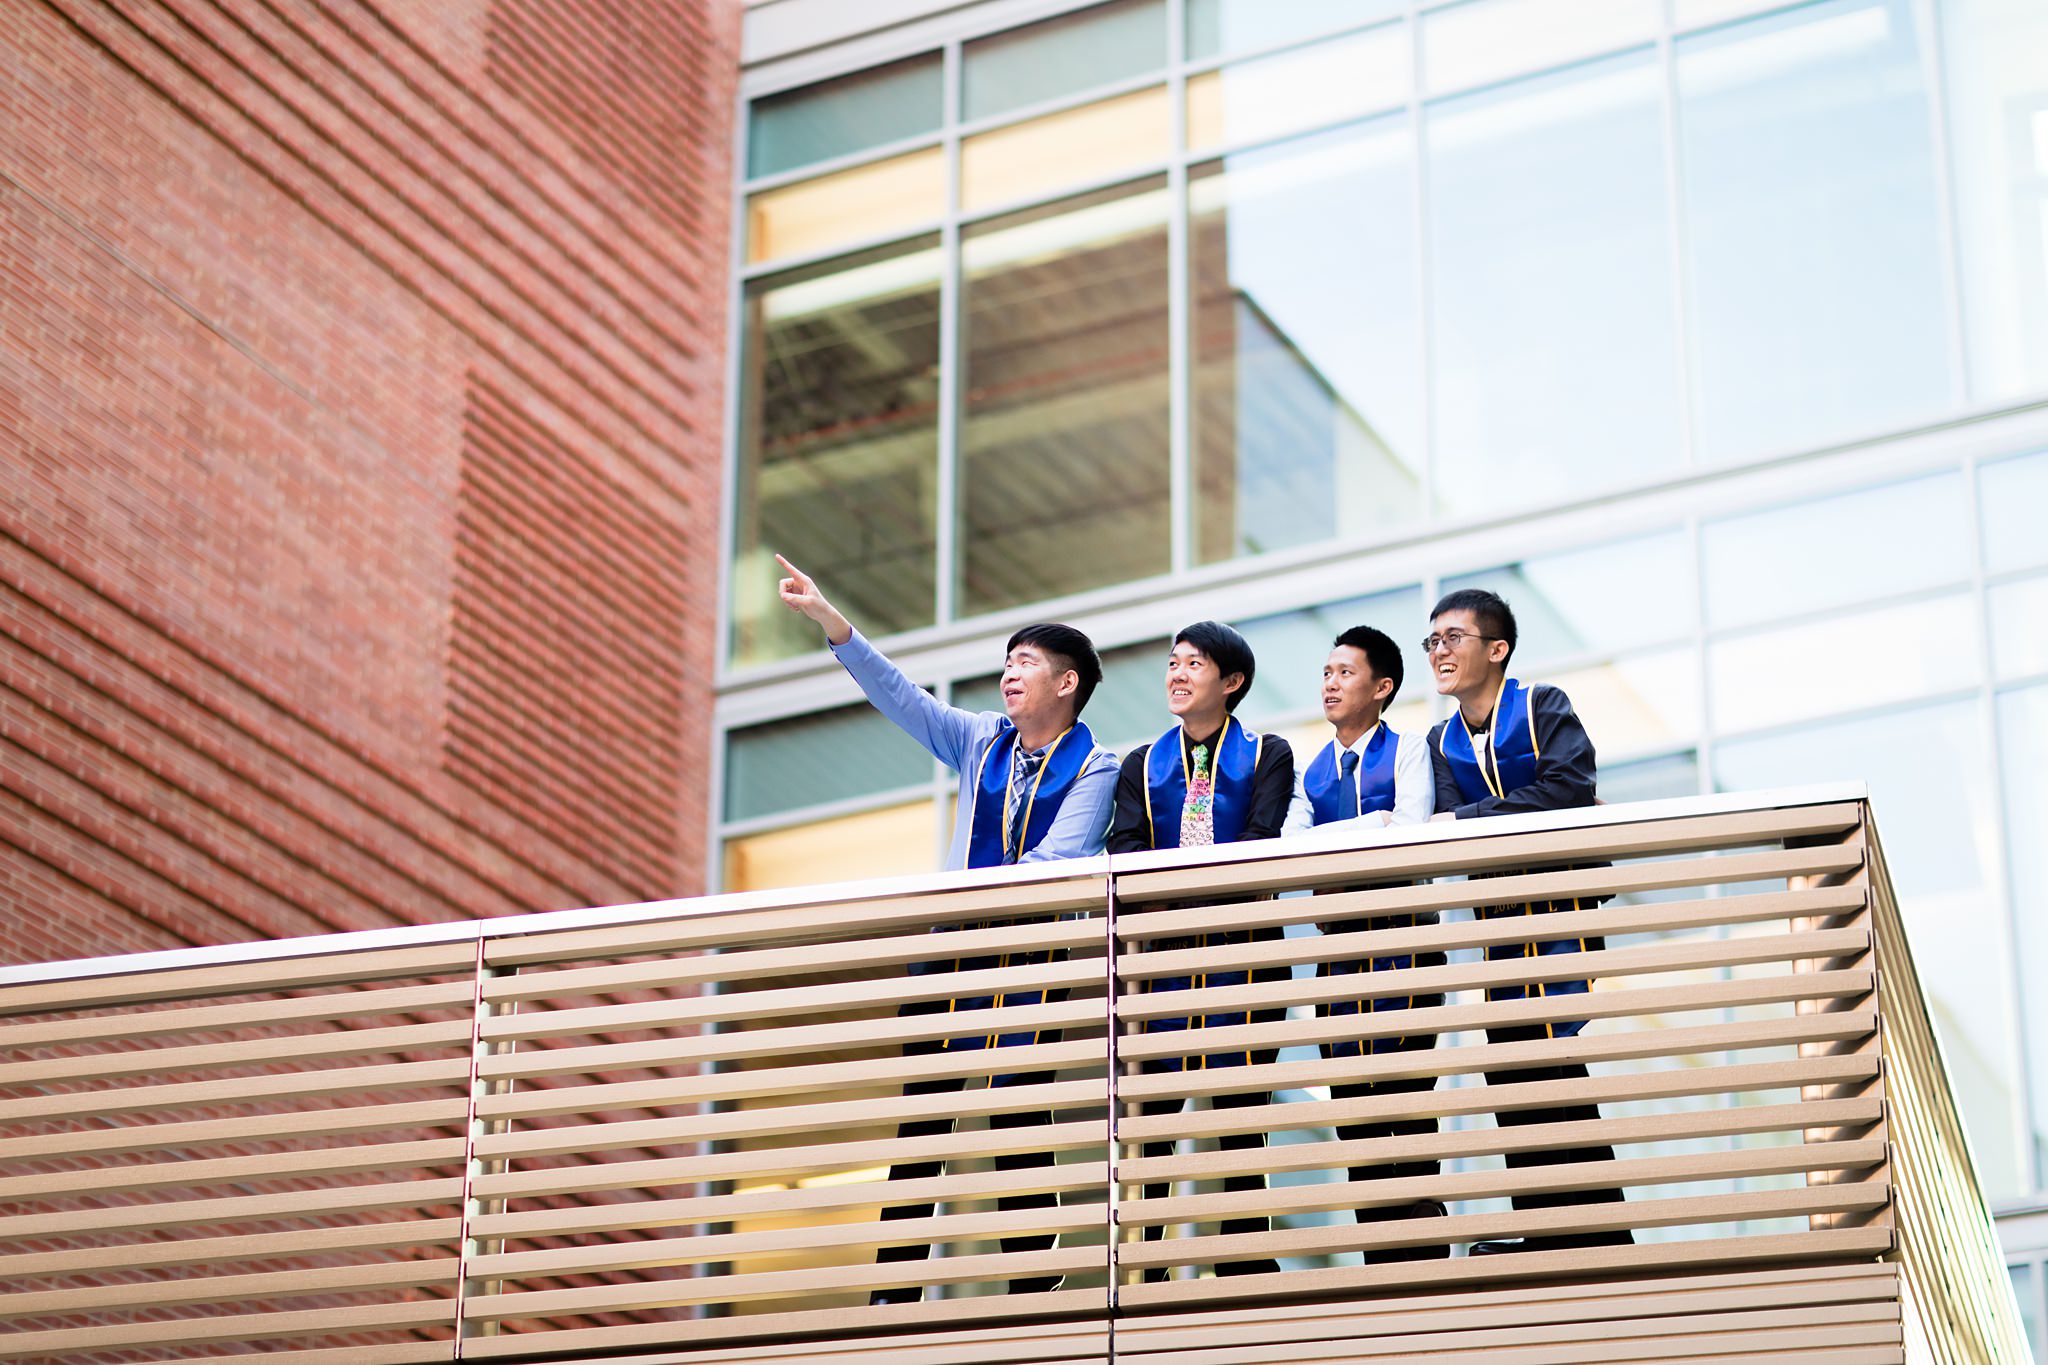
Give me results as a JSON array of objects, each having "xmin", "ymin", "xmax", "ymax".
[{"xmin": 1421, "ymin": 629, "xmax": 1500, "ymax": 654}]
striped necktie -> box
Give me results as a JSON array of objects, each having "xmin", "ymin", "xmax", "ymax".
[{"xmin": 1005, "ymin": 747, "xmax": 1045, "ymax": 864}]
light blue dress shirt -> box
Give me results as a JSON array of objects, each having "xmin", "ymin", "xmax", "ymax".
[{"xmin": 830, "ymin": 630, "xmax": 1119, "ymax": 871}]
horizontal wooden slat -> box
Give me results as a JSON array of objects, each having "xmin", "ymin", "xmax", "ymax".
[
  {"xmin": 487, "ymin": 917, "xmax": 1106, "ymax": 1003},
  {"xmin": 0, "ymin": 1255, "xmax": 458, "ymax": 1318},
  {"xmin": 0, "ymin": 1176, "xmax": 465, "ymax": 1240},
  {"xmin": 1121, "ymin": 1008, "xmax": 1876, "ymax": 1103},
  {"xmin": 0, "ymin": 1097, "xmax": 468, "ymax": 1162},
  {"xmin": 0, "ymin": 1294, "xmax": 459, "ymax": 1354},
  {"xmin": 0, "ymin": 943, "xmax": 477, "ymax": 1016},
  {"xmin": 0, "ymin": 1017, "xmax": 473, "ymax": 1086},
  {"xmin": 0, "ymin": 980, "xmax": 476, "ymax": 1049},
  {"xmin": 0, "ymin": 1135, "xmax": 467, "ymax": 1201},
  {"xmin": 0, "ymin": 1056, "xmax": 470, "ymax": 1122},
  {"xmin": 0, "ymin": 1216, "xmax": 463, "ymax": 1278}
]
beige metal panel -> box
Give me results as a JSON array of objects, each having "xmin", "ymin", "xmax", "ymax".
[
  {"xmin": 1120, "ymin": 1054, "xmax": 1878, "ymax": 1145},
  {"xmin": 1118, "ymin": 971, "xmax": 1875, "ymax": 1073},
  {"xmin": 478, "ymin": 995, "xmax": 1103, "ymax": 1081},
  {"xmin": 1117, "ymin": 1009, "xmax": 1876, "ymax": 1104},
  {"xmin": 0, "ymin": 1216, "xmax": 463, "ymax": 1277},
  {"xmin": 473, "ymin": 1161, "xmax": 1108, "ymax": 1241},
  {"xmin": 0, "ymin": 942, "xmax": 477, "ymax": 1015},
  {"xmin": 1113, "ymin": 805, "xmax": 1863, "ymax": 902},
  {"xmin": 483, "ymin": 875, "xmax": 1109, "ymax": 966},
  {"xmin": 0, "ymin": 1135, "xmax": 467, "ymax": 1201},
  {"xmin": 1118, "ymin": 884, "xmax": 1865, "ymax": 982},
  {"xmin": 0, "ymin": 1096, "xmax": 469, "ymax": 1161},
  {"xmin": 1120, "ymin": 1226, "xmax": 1895, "ymax": 1308},
  {"xmin": 1118, "ymin": 846, "xmax": 1863, "ymax": 940},
  {"xmin": 473, "ymin": 1118, "xmax": 1109, "ymax": 1201},
  {"xmin": 0, "ymin": 1295, "xmax": 461, "ymax": 1354},
  {"xmin": 0, "ymin": 1175, "xmax": 466, "ymax": 1239},
  {"xmin": 1127, "ymin": 1096, "xmax": 1881, "ymax": 1186},
  {"xmin": 474, "ymin": 1078, "xmax": 1103, "ymax": 1160},
  {"xmin": 0, "ymin": 979, "xmax": 476, "ymax": 1048},
  {"xmin": 0, "ymin": 1255, "xmax": 458, "ymax": 1317},
  {"xmin": 0, "ymin": 1017, "xmax": 473, "ymax": 1086},
  {"xmin": 476, "ymin": 1036, "xmax": 1098, "ymax": 1120},
  {"xmin": 484, "ymin": 953, "xmax": 1104, "ymax": 1042},
  {"xmin": 1125, "ymin": 1140, "xmax": 1886, "ymax": 1227},
  {"xmin": 226, "ymin": 1345, "xmax": 455, "ymax": 1365},
  {"xmin": 486, "ymin": 917, "xmax": 1107, "ymax": 1003},
  {"xmin": 0, "ymin": 1056, "xmax": 470, "ymax": 1122}
]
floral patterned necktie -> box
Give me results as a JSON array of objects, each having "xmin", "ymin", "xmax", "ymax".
[{"xmin": 1179, "ymin": 742, "xmax": 1214, "ymax": 848}]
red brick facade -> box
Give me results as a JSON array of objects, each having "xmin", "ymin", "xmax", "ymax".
[{"xmin": 1, "ymin": 0, "xmax": 740, "ymax": 964}]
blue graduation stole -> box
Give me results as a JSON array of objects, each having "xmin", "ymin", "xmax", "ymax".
[
  {"xmin": 1142, "ymin": 716, "xmax": 1262, "ymax": 849},
  {"xmin": 1303, "ymin": 724, "xmax": 1399, "ymax": 825},
  {"xmin": 964, "ymin": 720, "xmax": 1099, "ymax": 870},
  {"xmin": 1438, "ymin": 677, "xmax": 1539, "ymax": 806}
]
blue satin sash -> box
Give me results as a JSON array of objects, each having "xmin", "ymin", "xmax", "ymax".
[
  {"xmin": 1438, "ymin": 677, "xmax": 1538, "ymax": 806},
  {"xmin": 964, "ymin": 721, "xmax": 1099, "ymax": 870},
  {"xmin": 1142, "ymin": 716, "xmax": 1261, "ymax": 849},
  {"xmin": 1303, "ymin": 724, "xmax": 1399, "ymax": 825}
]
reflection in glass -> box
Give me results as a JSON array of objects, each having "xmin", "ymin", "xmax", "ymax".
[
  {"xmin": 960, "ymin": 181, "xmax": 1172, "ymax": 616},
  {"xmin": 1990, "ymin": 575, "xmax": 2048, "ymax": 682},
  {"xmin": 954, "ymin": 638, "xmax": 1168, "ymax": 747},
  {"xmin": 1444, "ymin": 529, "xmax": 1692, "ymax": 664},
  {"xmin": 746, "ymin": 148, "xmax": 944, "ymax": 264},
  {"xmin": 1940, "ymin": 0, "xmax": 2048, "ymax": 401},
  {"xmin": 1548, "ymin": 649, "xmax": 1701, "ymax": 759},
  {"xmin": 1701, "ymin": 472, "xmax": 1968, "ymax": 629},
  {"xmin": 747, "ymin": 54, "xmax": 944, "ymax": 179},
  {"xmin": 1422, "ymin": 0, "xmax": 1659, "ymax": 96},
  {"xmin": 1999, "ymin": 684, "xmax": 2048, "ymax": 1190},
  {"xmin": 732, "ymin": 240, "xmax": 941, "ymax": 666},
  {"xmin": 1599, "ymin": 750, "xmax": 1701, "ymax": 804},
  {"xmin": 1427, "ymin": 50, "xmax": 1681, "ymax": 517},
  {"xmin": 726, "ymin": 705, "xmax": 937, "ymax": 823},
  {"xmin": 1707, "ymin": 593, "xmax": 1978, "ymax": 733},
  {"xmin": 1187, "ymin": 0, "xmax": 1396, "ymax": 60},
  {"xmin": 2013, "ymin": 1260, "xmax": 2045, "ymax": 1362},
  {"xmin": 722, "ymin": 799, "xmax": 939, "ymax": 891},
  {"xmin": 964, "ymin": 0, "xmax": 1166, "ymax": 122},
  {"xmin": 1237, "ymin": 586, "xmax": 1428, "ymax": 721},
  {"xmin": 1676, "ymin": 0, "xmax": 1951, "ymax": 460},
  {"xmin": 960, "ymin": 87, "xmax": 1170, "ymax": 213},
  {"xmin": 1981, "ymin": 448, "xmax": 2048, "ymax": 575},
  {"xmin": 1186, "ymin": 26, "xmax": 1408, "ymax": 152},
  {"xmin": 1717, "ymin": 698, "xmax": 2023, "ymax": 1201},
  {"xmin": 1191, "ymin": 122, "xmax": 1422, "ymax": 562}
]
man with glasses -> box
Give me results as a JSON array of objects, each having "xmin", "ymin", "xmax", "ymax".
[{"xmin": 1423, "ymin": 588, "xmax": 1633, "ymax": 1255}]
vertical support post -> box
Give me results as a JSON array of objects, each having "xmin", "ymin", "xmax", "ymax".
[
  {"xmin": 1105, "ymin": 866, "xmax": 1121, "ymax": 1325},
  {"xmin": 454, "ymin": 954, "xmax": 515, "ymax": 1352}
]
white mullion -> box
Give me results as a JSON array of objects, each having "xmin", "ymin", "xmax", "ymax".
[
  {"xmin": 1167, "ymin": 0, "xmax": 1193, "ymax": 577},
  {"xmin": 936, "ymin": 38, "xmax": 965, "ymax": 630}
]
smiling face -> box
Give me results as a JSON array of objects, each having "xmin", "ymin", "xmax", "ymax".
[
  {"xmin": 1428, "ymin": 607, "xmax": 1511, "ymax": 705},
  {"xmin": 1001, "ymin": 643, "xmax": 1077, "ymax": 732},
  {"xmin": 1166, "ymin": 640, "xmax": 1241, "ymax": 731},
  {"xmin": 1322, "ymin": 644, "xmax": 1392, "ymax": 736}
]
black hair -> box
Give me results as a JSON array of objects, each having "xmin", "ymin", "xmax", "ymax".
[
  {"xmin": 1006, "ymin": 623, "xmax": 1103, "ymax": 714},
  {"xmin": 1332, "ymin": 625, "xmax": 1403, "ymax": 704},
  {"xmin": 1429, "ymin": 588, "xmax": 1519, "ymax": 662},
  {"xmin": 1172, "ymin": 620, "xmax": 1256, "ymax": 712}
]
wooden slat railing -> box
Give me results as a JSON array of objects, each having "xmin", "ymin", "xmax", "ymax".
[{"xmin": 0, "ymin": 786, "xmax": 2027, "ymax": 1363}]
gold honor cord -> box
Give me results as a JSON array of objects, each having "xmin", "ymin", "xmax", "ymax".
[{"xmin": 1002, "ymin": 724, "xmax": 1073, "ymax": 863}]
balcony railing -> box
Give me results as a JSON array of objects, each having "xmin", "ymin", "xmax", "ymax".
[{"xmin": 0, "ymin": 785, "xmax": 2028, "ymax": 1362}]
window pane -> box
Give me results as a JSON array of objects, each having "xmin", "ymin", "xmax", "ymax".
[
  {"xmin": 1717, "ymin": 698, "xmax": 2025, "ymax": 1201},
  {"xmin": 964, "ymin": 0, "xmax": 1166, "ymax": 122},
  {"xmin": 725, "ymin": 706, "xmax": 936, "ymax": 823},
  {"xmin": 746, "ymin": 147, "xmax": 944, "ymax": 265},
  {"xmin": 1709, "ymin": 593, "xmax": 1979, "ymax": 733},
  {"xmin": 1186, "ymin": 26, "xmax": 1409, "ymax": 152},
  {"xmin": 732, "ymin": 240, "xmax": 941, "ymax": 667},
  {"xmin": 1981, "ymin": 448, "xmax": 2048, "ymax": 575},
  {"xmin": 955, "ymin": 637, "xmax": 1169, "ymax": 749},
  {"xmin": 1990, "ymin": 575, "xmax": 2048, "ymax": 682},
  {"xmin": 1600, "ymin": 750, "xmax": 1701, "ymax": 804},
  {"xmin": 2000, "ymin": 684, "xmax": 2048, "ymax": 1192},
  {"xmin": 1443, "ymin": 528, "xmax": 1693, "ymax": 664},
  {"xmin": 1941, "ymin": 0, "xmax": 2048, "ymax": 401},
  {"xmin": 723, "ymin": 799, "xmax": 939, "ymax": 891},
  {"xmin": 960, "ymin": 87, "xmax": 1170, "ymax": 213},
  {"xmin": 1674, "ymin": 0, "xmax": 1786, "ymax": 28},
  {"xmin": 1191, "ymin": 120, "xmax": 1423, "ymax": 564},
  {"xmin": 1236, "ymin": 586, "xmax": 1428, "ymax": 722},
  {"xmin": 1423, "ymin": 0, "xmax": 1659, "ymax": 95},
  {"xmin": 1701, "ymin": 471, "xmax": 1969, "ymax": 629},
  {"xmin": 2012, "ymin": 1260, "xmax": 2045, "ymax": 1362},
  {"xmin": 1427, "ymin": 50, "xmax": 1682, "ymax": 518},
  {"xmin": 1676, "ymin": 0, "xmax": 1951, "ymax": 461},
  {"xmin": 1548, "ymin": 649, "xmax": 1701, "ymax": 759},
  {"xmin": 748, "ymin": 54, "xmax": 943, "ymax": 179},
  {"xmin": 960, "ymin": 181, "xmax": 1172, "ymax": 616},
  {"xmin": 1187, "ymin": 0, "xmax": 1397, "ymax": 60}
]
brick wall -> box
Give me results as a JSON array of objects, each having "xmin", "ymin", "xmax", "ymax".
[{"xmin": 0, "ymin": 0, "xmax": 740, "ymax": 964}]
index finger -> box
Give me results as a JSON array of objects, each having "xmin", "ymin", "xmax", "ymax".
[{"xmin": 772, "ymin": 552, "xmax": 804, "ymax": 580}]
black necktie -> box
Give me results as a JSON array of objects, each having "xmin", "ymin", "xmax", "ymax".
[{"xmin": 1338, "ymin": 749, "xmax": 1360, "ymax": 818}]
